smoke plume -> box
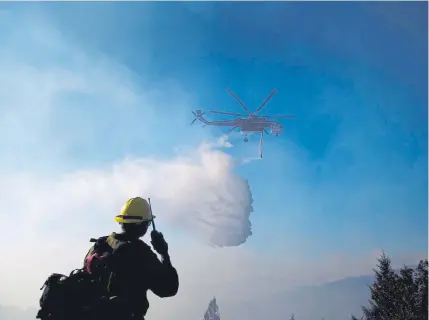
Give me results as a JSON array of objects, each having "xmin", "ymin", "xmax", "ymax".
[{"xmin": 4, "ymin": 137, "xmax": 253, "ymax": 247}]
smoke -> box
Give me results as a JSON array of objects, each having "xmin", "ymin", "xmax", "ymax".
[
  {"xmin": 217, "ymin": 134, "xmax": 233, "ymax": 148},
  {"xmin": 238, "ymin": 156, "xmax": 263, "ymax": 165},
  {"xmin": 3, "ymin": 136, "xmax": 253, "ymax": 248}
]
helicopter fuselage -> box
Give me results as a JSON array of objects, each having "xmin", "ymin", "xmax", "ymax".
[
  {"xmin": 193, "ymin": 111, "xmax": 283, "ymax": 135},
  {"xmin": 238, "ymin": 118, "xmax": 283, "ymax": 135}
]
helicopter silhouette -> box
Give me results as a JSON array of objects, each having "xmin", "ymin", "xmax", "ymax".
[{"xmin": 191, "ymin": 88, "xmax": 295, "ymax": 158}]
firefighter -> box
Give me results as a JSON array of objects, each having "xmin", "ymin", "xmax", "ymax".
[{"xmin": 84, "ymin": 197, "xmax": 179, "ymax": 319}]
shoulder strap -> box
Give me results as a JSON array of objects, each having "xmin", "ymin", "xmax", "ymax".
[
  {"xmin": 89, "ymin": 236, "xmax": 112, "ymax": 255},
  {"xmin": 105, "ymin": 235, "xmax": 124, "ymax": 250},
  {"xmin": 108, "ymin": 235, "xmax": 139, "ymax": 253}
]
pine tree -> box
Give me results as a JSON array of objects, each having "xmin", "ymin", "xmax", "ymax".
[
  {"xmin": 414, "ymin": 259, "xmax": 428, "ymax": 320},
  {"xmin": 203, "ymin": 297, "xmax": 220, "ymax": 320},
  {"xmin": 354, "ymin": 252, "xmax": 428, "ymax": 320},
  {"xmin": 396, "ymin": 265, "xmax": 417, "ymax": 319},
  {"xmin": 362, "ymin": 252, "xmax": 399, "ymax": 320}
]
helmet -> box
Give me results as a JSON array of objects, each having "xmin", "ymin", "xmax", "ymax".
[{"xmin": 114, "ymin": 197, "xmax": 156, "ymax": 224}]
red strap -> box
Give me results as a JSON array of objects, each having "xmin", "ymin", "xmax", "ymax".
[{"xmin": 86, "ymin": 253, "xmax": 100, "ymax": 274}]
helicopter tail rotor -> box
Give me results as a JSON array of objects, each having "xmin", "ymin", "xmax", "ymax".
[{"xmin": 191, "ymin": 110, "xmax": 205, "ymax": 125}]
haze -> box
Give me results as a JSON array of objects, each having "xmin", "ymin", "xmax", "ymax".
[{"xmin": 0, "ymin": 2, "xmax": 427, "ymax": 319}]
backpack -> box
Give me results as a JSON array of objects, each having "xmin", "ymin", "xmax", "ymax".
[
  {"xmin": 36, "ymin": 269, "xmax": 105, "ymax": 320},
  {"xmin": 36, "ymin": 236, "xmax": 124, "ymax": 320}
]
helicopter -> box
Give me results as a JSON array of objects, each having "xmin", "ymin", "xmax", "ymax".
[{"xmin": 191, "ymin": 88, "xmax": 295, "ymax": 158}]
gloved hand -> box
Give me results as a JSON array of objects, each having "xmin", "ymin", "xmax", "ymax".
[{"xmin": 151, "ymin": 230, "xmax": 169, "ymax": 256}]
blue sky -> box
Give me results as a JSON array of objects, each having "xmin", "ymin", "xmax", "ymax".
[
  {"xmin": 0, "ymin": 2, "xmax": 427, "ymax": 310},
  {"xmin": 34, "ymin": 1, "xmax": 428, "ymax": 255},
  {"xmin": 3, "ymin": 1, "xmax": 428, "ymax": 251}
]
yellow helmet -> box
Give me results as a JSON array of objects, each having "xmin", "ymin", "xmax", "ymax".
[{"xmin": 114, "ymin": 197, "xmax": 156, "ymax": 224}]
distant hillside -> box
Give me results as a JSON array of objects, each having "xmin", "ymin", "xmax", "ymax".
[
  {"xmin": 222, "ymin": 274, "xmax": 375, "ymax": 320},
  {"xmin": 222, "ymin": 265, "xmax": 421, "ymax": 320}
]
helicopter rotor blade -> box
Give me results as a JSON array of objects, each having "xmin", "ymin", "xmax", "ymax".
[
  {"xmin": 210, "ymin": 110, "xmax": 247, "ymax": 117},
  {"xmin": 254, "ymin": 89, "xmax": 277, "ymax": 115},
  {"xmin": 226, "ymin": 88, "xmax": 252, "ymax": 114},
  {"xmin": 191, "ymin": 118, "xmax": 197, "ymax": 125},
  {"xmin": 260, "ymin": 115, "xmax": 296, "ymax": 119}
]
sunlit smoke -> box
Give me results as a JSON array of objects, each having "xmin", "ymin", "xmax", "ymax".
[{"xmin": 3, "ymin": 136, "xmax": 254, "ymax": 247}]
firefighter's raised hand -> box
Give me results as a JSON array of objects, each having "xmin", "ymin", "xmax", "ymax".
[{"xmin": 151, "ymin": 230, "xmax": 169, "ymax": 256}]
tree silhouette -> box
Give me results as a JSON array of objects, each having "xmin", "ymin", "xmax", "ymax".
[
  {"xmin": 353, "ymin": 252, "xmax": 428, "ymax": 320},
  {"xmin": 414, "ymin": 259, "xmax": 428, "ymax": 320},
  {"xmin": 203, "ymin": 297, "xmax": 220, "ymax": 320}
]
